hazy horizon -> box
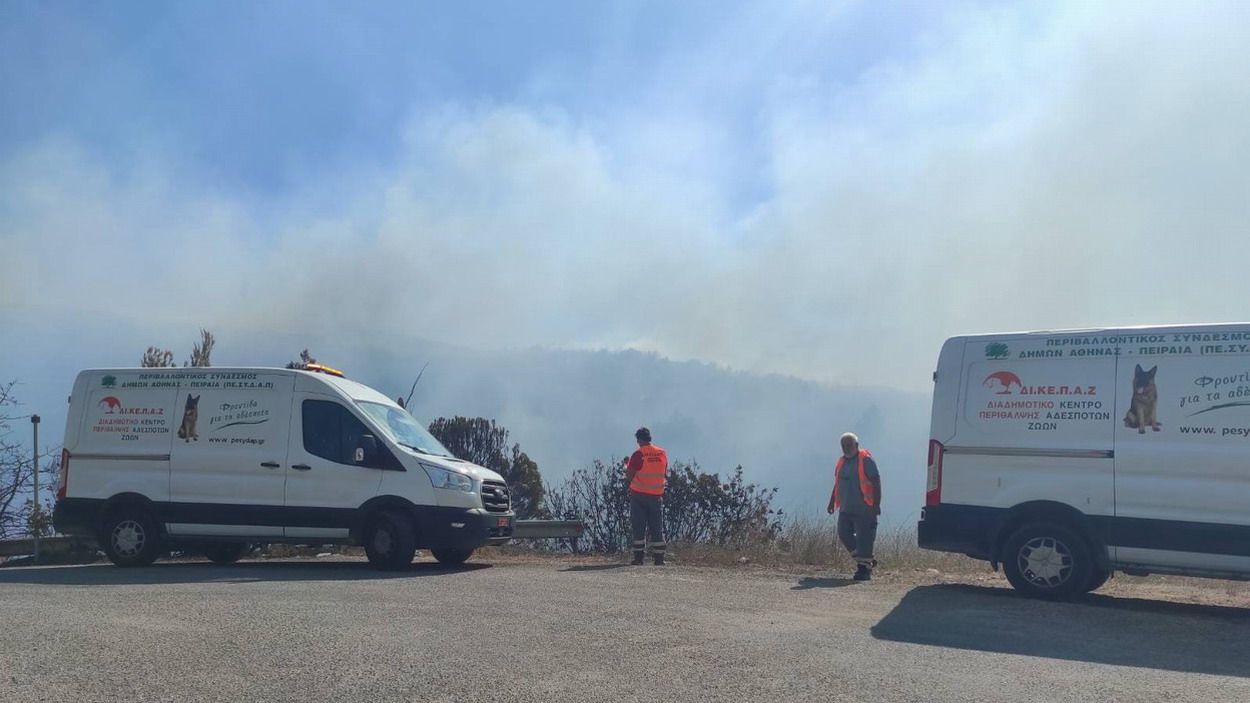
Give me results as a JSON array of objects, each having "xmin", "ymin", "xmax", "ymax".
[{"xmin": 4, "ymin": 1, "xmax": 1250, "ymax": 524}]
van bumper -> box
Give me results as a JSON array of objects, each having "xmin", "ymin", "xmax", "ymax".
[
  {"xmin": 917, "ymin": 504, "xmax": 1000, "ymax": 561},
  {"xmin": 417, "ymin": 507, "xmax": 515, "ymax": 549},
  {"xmin": 53, "ymin": 498, "xmax": 105, "ymax": 537}
]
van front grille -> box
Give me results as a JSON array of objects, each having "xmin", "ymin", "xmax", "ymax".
[{"xmin": 481, "ymin": 480, "xmax": 511, "ymax": 513}]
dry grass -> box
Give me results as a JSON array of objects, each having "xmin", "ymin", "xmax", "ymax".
[
  {"xmin": 770, "ymin": 515, "xmax": 985, "ymax": 570},
  {"xmin": 501, "ymin": 519, "xmax": 985, "ymax": 576}
]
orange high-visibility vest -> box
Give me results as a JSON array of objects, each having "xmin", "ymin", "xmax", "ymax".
[
  {"xmin": 834, "ymin": 449, "xmax": 876, "ymax": 509},
  {"xmin": 630, "ymin": 444, "xmax": 668, "ymax": 496}
]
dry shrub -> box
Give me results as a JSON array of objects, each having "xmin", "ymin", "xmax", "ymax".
[{"xmin": 543, "ymin": 458, "xmax": 781, "ymax": 554}]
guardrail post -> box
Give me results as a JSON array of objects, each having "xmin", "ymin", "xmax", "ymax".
[{"xmin": 31, "ymin": 414, "xmax": 40, "ymax": 562}]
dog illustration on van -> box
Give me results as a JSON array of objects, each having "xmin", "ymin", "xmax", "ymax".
[
  {"xmin": 1122, "ymin": 364, "xmax": 1160, "ymax": 434},
  {"xmin": 176, "ymin": 394, "xmax": 200, "ymax": 442},
  {"xmin": 98, "ymin": 396, "xmax": 123, "ymax": 414}
]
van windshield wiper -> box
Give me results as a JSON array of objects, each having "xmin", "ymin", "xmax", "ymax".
[{"xmin": 396, "ymin": 442, "xmax": 450, "ymax": 458}]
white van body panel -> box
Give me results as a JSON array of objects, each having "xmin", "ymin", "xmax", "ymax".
[
  {"xmin": 54, "ymin": 367, "xmax": 514, "ymax": 552},
  {"xmin": 941, "ymin": 454, "xmax": 1115, "ymax": 517},
  {"xmin": 920, "ymin": 323, "xmax": 1250, "ymax": 583}
]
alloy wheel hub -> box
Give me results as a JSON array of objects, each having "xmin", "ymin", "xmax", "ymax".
[
  {"xmin": 113, "ymin": 521, "xmax": 145, "ymax": 557},
  {"xmin": 1019, "ymin": 536, "xmax": 1072, "ymax": 587}
]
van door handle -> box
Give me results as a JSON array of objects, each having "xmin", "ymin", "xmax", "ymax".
[
  {"xmin": 261, "ymin": 462, "xmax": 280, "ymax": 469},
  {"xmin": 291, "ymin": 464, "xmax": 312, "ymax": 471}
]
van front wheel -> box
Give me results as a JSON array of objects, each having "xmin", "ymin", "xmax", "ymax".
[
  {"xmin": 363, "ymin": 510, "xmax": 417, "ymax": 570},
  {"xmin": 99, "ymin": 508, "xmax": 163, "ymax": 568},
  {"xmin": 431, "ymin": 548, "xmax": 473, "ymax": 566},
  {"xmin": 1002, "ymin": 522, "xmax": 1093, "ymax": 600}
]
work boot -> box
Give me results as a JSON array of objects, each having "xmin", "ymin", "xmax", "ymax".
[
  {"xmin": 653, "ymin": 554, "xmax": 666, "ymax": 566},
  {"xmin": 631, "ymin": 553, "xmax": 645, "ymax": 566},
  {"xmin": 853, "ymin": 563, "xmax": 872, "ymax": 581}
]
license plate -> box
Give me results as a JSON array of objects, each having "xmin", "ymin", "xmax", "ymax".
[{"xmin": 497, "ymin": 517, "xmax": 509, "ymax": 528}]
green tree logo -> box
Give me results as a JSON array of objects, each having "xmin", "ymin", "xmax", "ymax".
[
  {"xmin": 985, "ymin": 342, "xmax": 1010, "ymax": 360},
  {"xmin": 102, "ymin": 375, "xmax": 117, "ymax": 388}
]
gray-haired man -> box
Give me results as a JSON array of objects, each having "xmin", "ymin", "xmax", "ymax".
[{"xmin": 827, "ymin": 432, "xmax": 882, "ymax": 581}]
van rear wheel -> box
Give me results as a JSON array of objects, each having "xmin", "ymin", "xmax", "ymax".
[
  {"xmin": 363, "ymin": 510, "xmax": 416, "ymax": 570},
  {"xmin": 99, "ymin": 508, "xmax": 163, "ymax": 568},
  {"xmin": 431, "ymin": 548, "xmax": 473, "ymax": 566},
  {"xmin": 204, "ymin": 542, "xmax": 249, "ymax": 564},
  {"xmin": 1002, "ymin": 522, "xmax": 1093, "ymax": 600}
]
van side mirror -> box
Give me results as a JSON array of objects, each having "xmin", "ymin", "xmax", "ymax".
[{"xmin": 356, "ymin": 434, "xmax": 378, "ymax": 466}]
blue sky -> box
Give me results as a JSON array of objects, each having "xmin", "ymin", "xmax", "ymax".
[
  {"xmin": 3, "ymin": 0, "xmax": 1250, "ymax": 388},
  {"xmin": 1, "ymin": 1, "xmax": 934, "ymax": 215}
]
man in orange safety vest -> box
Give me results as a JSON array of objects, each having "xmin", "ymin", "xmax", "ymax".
[
  {"xmin": 624, "ymin": 426, "xmax": 668, "ymax": 565},
  {"xmin": 827, "ymin": 432, "xmax": 883, "ymax": 581}
]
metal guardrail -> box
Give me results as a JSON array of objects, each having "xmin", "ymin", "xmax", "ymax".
[
  {"xmin": 0, "ymin": 520, "xmax": 583, "ymax": 558},
  {"xmin": 0, "ymin": 536, "xmax": 96, "ymax": 558},
  {"xmin": 512, "ymin": 520, "xmax": 584, "ymax": 540}
]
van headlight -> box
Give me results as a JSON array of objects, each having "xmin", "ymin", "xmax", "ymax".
[{"xmin": 421, "ymin": 464, "xmax": 475, "ymax": 493}]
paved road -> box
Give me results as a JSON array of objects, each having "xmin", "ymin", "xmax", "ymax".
[{"xmin": 2, "ymin": 557, "xmax": 1248, "ymax": 702}]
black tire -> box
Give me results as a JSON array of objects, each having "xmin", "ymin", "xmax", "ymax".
[
  {"xmin": 363, "ymin": 510, "xmax": 417, "ymax": 570},
  {"xmin": 203, "ymin": 542, "xmax": 249, "ymax": 564},
  {"xmin": 1085, "ymin": 566, "xmax": 1113, "ymax": 593},
  {"xmin": 431, "ymin": 548, "xmax": 473, "ymax": 566},
  {"xmin": 98, "ymin": 507, "xmax": 163, "ymax": 568},
  {"xmin": 1001, "ymin": 522, "xmax": 1093, "ymax": 600}
]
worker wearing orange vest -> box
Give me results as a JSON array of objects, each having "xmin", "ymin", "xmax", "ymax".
[
  {"xmin": 624, "ymin": 426, "xmax": 668, "ymax": 565},
  {"xmin": 826, "ymin": 432, "xmax": 882, "ymax": 581}
]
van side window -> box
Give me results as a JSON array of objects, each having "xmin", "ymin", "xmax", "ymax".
[{"xmin": 302, "ymin": 400, "xmax": 371, "ymax": 465}]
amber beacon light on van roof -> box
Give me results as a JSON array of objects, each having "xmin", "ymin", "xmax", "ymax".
[{"xmin": 302, "ymin": 363, "xmax": 345, "ymax": 378}]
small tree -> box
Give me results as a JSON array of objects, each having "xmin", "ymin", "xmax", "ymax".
[
  {"xmin": 141, "ymin": 347, "xmax": 176, "ymax": 368},
  {"xmin": 543, "ymin": 460, "xmax": 631, "ymax": 552},
  {"xmin": 140, "ymin": 328, "xmax": 216, "ymax": 368},
  {"xmin": 187, "ymin": 328, "xmax": 215, "ymax": 367},
  {"xmin": 543, "ymin": 458, "xmax": 781, "ymax": 554},
  {"xmin": 0, "ymin": 381, "xmax": 60, "ymax": 540},
  {"xmin": 285, "ymin": 349, "xmax": 317, "ymax": 370},
  {"xmin": 427, "ymin": 416, "xmax": 546, "ymax": 519}
]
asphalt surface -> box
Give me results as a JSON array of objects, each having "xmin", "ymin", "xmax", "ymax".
[{"xmin": 2, "ymin": 556, "xmax": 1249, "ymax": 703}]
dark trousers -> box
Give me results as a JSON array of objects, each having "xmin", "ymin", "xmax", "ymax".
[
  {"xmin": 630, "ymin": 492, "xmax": 666, "ymax": 555},
  {"xmin": 837, "ymin": 511, "xmax": 877, "ymax": 565}
]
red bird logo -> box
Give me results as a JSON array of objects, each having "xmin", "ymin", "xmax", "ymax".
[
  {"xmin": 99, "ymin": 396, "xmax": 123, "ymax": 413},
  {"xmin": 983, "ymin": 372, "xmax": 1023, "ymax": 395}
]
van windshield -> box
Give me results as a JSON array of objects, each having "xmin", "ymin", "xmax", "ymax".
[{"xmin": 356, "ymin": 402, "xmax": 454, "ymax": 459}]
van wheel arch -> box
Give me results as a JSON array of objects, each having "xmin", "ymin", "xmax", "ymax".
[
  {"xmin": 100, "ymin": 493, "xmax": 163, "ymax": 536},
  {"xmin": 991, "ymin": 501, "xmax": 1108, "ymax": 571},
  {"xmin": 353, "ymin": 495, "xmax": 422, "ymax": 544}
]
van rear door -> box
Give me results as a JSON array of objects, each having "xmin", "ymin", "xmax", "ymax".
[
  {"xmin": 948, "ymin": 337, "xmax": 1117, "ymax": 516},
  {"xmin": 70, "ymin": 371, "xmax": 178, "ymax": 501}
]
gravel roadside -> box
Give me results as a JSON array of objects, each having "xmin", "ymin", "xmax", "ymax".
[{"xmin": 1, "ymin": 555, "xmax": 1248, "ymax": 703}]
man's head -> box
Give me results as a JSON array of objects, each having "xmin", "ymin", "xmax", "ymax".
[
  {"xmin": 840, "ymin": 432, "xmax": 859, "ymax": 458},
  {"xmin": 635, "ymin": 427, "xmax": 652, "ymax": 445}
]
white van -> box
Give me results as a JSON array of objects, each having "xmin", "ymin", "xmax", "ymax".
[
  {"xmin": 919, "ymin": 324, "xmax": 1250, "ymax": 598},
  {"xmin": 52, "ymin": 365, "xmax": 514, "ymax": 569}
]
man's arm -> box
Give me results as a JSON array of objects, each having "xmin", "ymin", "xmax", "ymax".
[
  {"xmin": 624, "ymin": 451, "xmax": 643, "ymax": 484},
  {"xmin": 866, "ymin": 456, "xmax": 882, "ymax": 516},
  {"xmin": 869, "ymin": 475, "xmax": 882, "ymax": 516}
]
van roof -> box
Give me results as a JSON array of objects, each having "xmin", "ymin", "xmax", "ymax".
[
  {"xmin": 79, "ymin": 366, "xmax": 400, "ymax": 407},
  {"xmin": 950, "ymin": 322, "xmax": 1250, "ymax": 341}
]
